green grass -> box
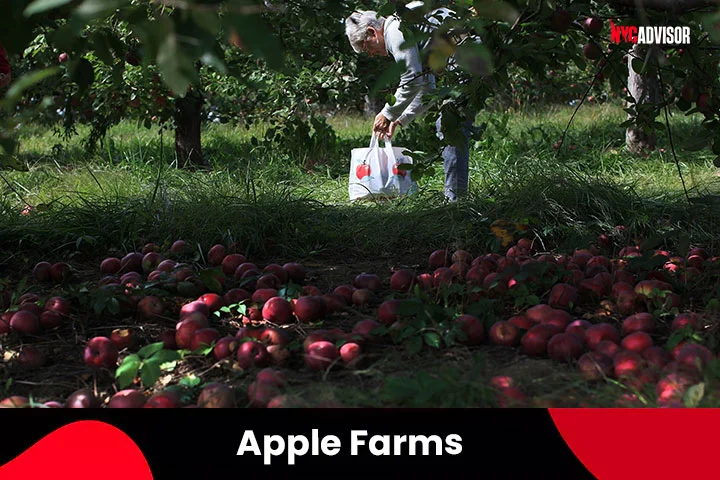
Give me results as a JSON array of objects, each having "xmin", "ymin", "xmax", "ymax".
[{"xmin": 2, "ymin": 101, "xmax": 718, "ymax": 266}]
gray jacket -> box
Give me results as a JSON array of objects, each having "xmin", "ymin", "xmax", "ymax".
[{"xmin": 380, "ymin": 7, "xmax": 458, "ymax": 126}]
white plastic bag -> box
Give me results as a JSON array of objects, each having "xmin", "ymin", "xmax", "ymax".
[{"xmin": 348, "ymin": 134, "xmax": 417, "ymax": 201}]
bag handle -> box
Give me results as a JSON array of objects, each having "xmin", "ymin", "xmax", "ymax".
[{"xmin": 363, "ymin": 133, "xmax": 392, "ymax": 163}]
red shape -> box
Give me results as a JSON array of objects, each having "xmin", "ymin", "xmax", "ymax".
[
  {"xmin": 549, "ymin": 408, "xmax": 716, "ymax": 479},
  {"xmin": 356, "ymin": 164, "xmax": 371, "ymax": 179},
  {"xmin": 392, "ymin": 163, "xmax": 406, "ymax": 178},
  {"xmin": 0, "ymin": 420, "xmax": 153, "ymax": 479}
]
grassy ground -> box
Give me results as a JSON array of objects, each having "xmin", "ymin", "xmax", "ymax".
[{"xmin": 1, "ymin": 101, "xmax": 719, "ymax": 408}]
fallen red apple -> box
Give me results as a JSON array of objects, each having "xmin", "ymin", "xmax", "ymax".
[
  {"xmin": 521, "ymin": 324, "xmax": 561, "ymax": 357},
  {"xmin": 262, "ymin": 296, "xmax": 293, "ymax": 324},
  {"xmin": 390, "ymin": 269, "xmax": 416, "ymax": 292},
  {"xmin": 621, "ymin": 312, "xmax": 655, "ymax": 336},
  {"xmin": 354, "ymin": 273, "xmax": 382, "ymax": 292},
  {"xmin": 144, "ymin": 390, "xmax": 181, "ymax": 408},
  {"xmin": 110, "ymin": 328, "xmax": 135, "ymax": 350},
  {"xmin": 10, "ymin": 310, "xmax": 40, "ymax": 336},
  {"xmin": 621, "ymin": 331, "xmax": 653, "ymax": 354},
  {"xmin": 100, "ymin": 257, "xmax": 122, "ymax": 274},
  {"xmin": 50, "ymin": 262, "xmax": 71, "ymax": 283},
  {"xmin": 190, "ymin": 328, "xmax": 221, "ymax": 351},
  {"xmin": 676, "ymin": 343, "xmax": 714, "ymax": 372},
  {"xmin": 175, "ymin": 318, "xmax": 206, "ymax": 350},
  {"xmin": 585, "ymin": 323, "xmax": 621, "ymax": 351},
  {"xmin": 642, "ymin": 346, "xmax": 672, "ymax": 370},
  {"xmin": 197, "ymin": 383, "xmax": 236, "ymax": 408},
  {"xmin": 109, "ymin": 389, "xmax": 147, "ymax": 408},
  {"xmin": 136, "ymin": 295, "xmax": 164, "ymax": 321},
  {"xmin": 282, "ymin": 262, "xmax": 306, "ymax": 283},
  {"xmin": 84, "ymin": 336, "xmax": 119, "ymax": 369},
  {"xmin": 207, "ymin": 244, "xmax": 227, "ymax": 266},
  {"xmin": 577, "ymin": 352, "xmax": 613, "ymax": 382},
  {"xmin": 293, "ymin": 295, "xmax": 326, "ymax": 323},
  {"xmin": 33, "ymin": 261, "xmax": 53, "ymax": 282},
  {"xmin": 613, "ymin": 350, "xmax": 645, "ymax": 378},
  {"xmin": 547, "ymin": 333, "xmax": 584, "ymax": 362},
  {"xmin": 489, "ymin": 321, "xmax": 521, "ymax": 347},
  {"xmin": 305, "ymin": 340, "xmax": 340, "ymax": 371},
  {"xmin": 428, "ymin": 249, "xmax": 449, "ymax": 269},
  {"xmin": 339, "ymin": 342, "xmax": 362, "ymax": 367},
  {"xmin": 236, "ymin": 340, "xmax": 270, "ymax": 369},
  {"xmin": 595, "ymin": 340, "xmax": 621, "ymax": 359},
  {"xmin": 17, "ymin": 346, "xmax": 47, "ymax": 369},
  {"xmin": 454, "ymin": 314, "xmax": 484, "ymax": 345},
  {"xmin": 66, "ymin": 389, "xmax": 100, "ymax": 408}
]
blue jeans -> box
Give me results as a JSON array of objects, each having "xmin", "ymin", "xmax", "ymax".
[{"xmin": 436, "ymin": 113, "xmax": 474, "ymax": 202}]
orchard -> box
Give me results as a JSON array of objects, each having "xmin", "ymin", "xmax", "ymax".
[{"xmin": 1, "ymin": 0, "xmax": 720, "ymax": 408}]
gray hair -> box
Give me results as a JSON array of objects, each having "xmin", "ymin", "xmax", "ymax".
[{"xmin": 345, "ymin": 10, "xmax": 385, "ymax": 53}]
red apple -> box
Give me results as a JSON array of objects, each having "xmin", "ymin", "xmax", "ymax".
[
  {"xmin": 489, "ymin": 321, "xmax": 520, "ymax": 347},
  {"xmin": 508, "ymin": 315, "xmax": 533, "ymax": 330},
  {"xmin": 17, "ymin": 346, "xmax": 46, "ymax": 369},
  {"xmin": 578, "ymin": 352, "xmax": 613, "ymax": 382},
  {"xmin": 50, "ymin": 262, "xmax": 71, "ymax": 283},
  {"xmin": 429, "ymin": 249, "xmax": 449, "ymax": 269},
  {"xmin": 351, "ymin": 288, "xmax": 375, "ymax": 307},
  {"xmin": 282, "ymin": 262, "xmax": 306, "ymax": 283},
  {"xmin": 526, "ymin": 304, "xmax": 553, "ymax": 324},
  {"xmin": 613, "ymin": 350, "xmax": 645, "ymax": 378},
  {"xmin": 585, "ymin": 323, "xmax": 621, "ymax": 351},
  {"xmin": 390, "ymin": 269, "xmax": 416, "ymax": 292},
  {"xmin": 175, "ymin": 318, "xmax": 206, "ymax": 350},
  {"xmin": 190, "ymin": 328, "xmax": 221, "ymax": 351},
  {"xmin": 213, "ymin": 336, "xmax": 240, "ymax": 360},
  {"xmin": 222, "ymin": 254, "xmax": 248, "ymax": 276},
  {"xmin": 33, "ymin": 261, "xmax": 53, "ymax": 282},
  {"xmin": 351, "ymin": 319, "xmax": 383, "ymax": 343},
  {"xmin": 643, "ymin": 346, "xmax": 672, "ymax": 370},
  {"xmin": 354, "ymin": 273, "xmax": 382, "ymax": 292},
  {"xmin": 621, "ymin": 312, "xmax": 655, "ymax": 336},
  {"xmin": 676, "ymin": 343, "xmax": 714, "ymax": 372},
  {"xmin": 262, "ymin": 296, "xmax": 293, "ymax": 324},
  {"xmin": 110, "ymin": 328, "xmax": 135, "ymax": 350},
  {"xmin": 158, "ymin": 329, "xmax": 178, "ymax": 350},
  {"xmin": 224, "ymin": 288, "xmax": 251, "ymax": 306},
  {"xmin": 66, "ymin": 389, "xmax": 100, "ymax": 408},
  {"xmin": 339, "ymin": 342, "xmax": 362, "ymax": 367},
  {"xmin": 100, "ymin": 257, "xmax": 122, "ymax": 274},
  {"xmin": 197, "ymin": 383, "xmax": 236, "ymax": 408},
  {"xmin": 596, "ymin": 340, "xmax": 621, "ymax": 359},
  {"xmin": 454, "ymin": 314, "xmax": 484, "ymax": 345},
  {"xmin": 656, "ymin": 372, "xmax": 699, "ymax": 406},
  {"xmin": 621, "ymin": 331, "xmax": 653, "ymax": 354},
  {"xmin": 521, "ymin": 324, "xmax": 561, "ymax": 356},
  {"xmin": 236, "ymin": 340, "xmax": 270, "ymax": 369},
  {"xmin": 10, "ymin": 310, "xmax": 40, "ymax": 335},
  {"xmin": 293, "ymin": 295, "xmax": 326, "ymax": 323},
  {"xmin": 198, "ymin": 293, "xmax": 224, "ymax": 313},
  {"xmin": 207, "ymin": 244, "xmax": 227, "ymax": 266},
  {"xmin": 550, "ymin": 9, "xmax": 571, "ymax": 33},
  {"xmin": 377, "ymin": 299, "xmax": 402, "ymax": 325},
  {"xmin": 134, "ymin": 296, "xmax": 163, "ymax": 322},
  {"xmin": 671, "ymin": 313, "xmax": 698, "ymax": 331},
  {"xmin": 109, "ymin": 389, "xmax": 146, "ymax": 408},
  {"xmin": 144, "ymin": 390, "xmax": 181, "ymax": 408},
  {"xmin": 565, "ymin": 319, "xmax": 592, "ymax": 339},
  {"xmin": 305, "ymin": 340, "xmax": 340, "ymax": 371},
  {"xmin": 180, "ymin": 300, "xmax": 210, "ymax": 319},
  {"xmin": 548, "ymin": 283, "xmax": 577, "ymax": 310},
  {"xmin": 84, "ymin": 336, "xmax": 119, "ymax": 369}
]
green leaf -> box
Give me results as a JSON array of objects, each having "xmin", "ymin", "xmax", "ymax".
[
  {"xmin": 684, "ymin": 382, "xmax": 705, "ymax": 408},
  {"xmin": 405, "ymin": 335, "xmax": 423, "ymax": 355},
  {"xmin": 138, "ymin": 342, "xmax": 165, "ymax": 359},
  {"xmin": 156, "ymin": 33, "xmax": 195, "ymax": 97},
  {"xmin": 198, "ymin": 269, "xmax": 223, "ymax": 294},
  {"xmin": 370, "ymin": 60, "xmax": 407, "ymax": 98},
  {"xmin": 423, "ymin": 332, "xmax": 441, "ymax": 349},
  {"xmin": 179, "ymin": 374, "xmax": 202, "ymax": 388},
  {"xmin": 472, "ymin": 0, "xmax": 519, "ymax": 22},
  {"xmin": 140, "ymin": 361, "xmax": 162, "ymax": 388},
  {"xmin": 150, "ymin": 349, "xmax": 181, "ymax": 365},
  {"xmin": 115, "ymin": 355, "xmax": 141, "ymax": 389},
  {"xmin": 24, "ymin": 0, "xmax": 73, "ymax": 16}
]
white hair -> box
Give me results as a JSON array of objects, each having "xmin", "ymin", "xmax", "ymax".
[{"xmin": 345, "ymin": 10, "xmax": 385, "ymax": 54}]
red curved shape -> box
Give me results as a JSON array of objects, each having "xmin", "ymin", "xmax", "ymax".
[
  {"xmin": 0, "ymin": 420, "xmax": 153, "ymax": 479},
  {"xmin": 549, "ymin": 408, "xmax": 717, "ymax": 479}
]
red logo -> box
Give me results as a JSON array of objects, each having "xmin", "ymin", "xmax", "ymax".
[
  {"xmin": 610, "ymin": 19, "xmax": 638, "ymax": 44},
  {"xmin": 392, "ymin": 163, "xmax": 407, "ymax": 178}
]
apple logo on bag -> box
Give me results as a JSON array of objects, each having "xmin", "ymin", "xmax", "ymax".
[
  {"xmin": 392, "ymin": 163, "xmax": 407, "ymax": 178},
  {"xmin": 356, "ymin": 164, "xmax": 371, "ymax": 179}
]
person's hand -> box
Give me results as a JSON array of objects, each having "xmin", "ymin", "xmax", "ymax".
[
  {"xmin": 373, "ymin": 112, "xmax": 390, "ymax": 138},
  {"xmin": 386, "ymin": 120, "xmax": 401, "ymax": 139}
]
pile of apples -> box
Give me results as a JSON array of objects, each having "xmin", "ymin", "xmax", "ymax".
[{"xmin": 1, "ymin": 232, "xmax": 718, "ymax": 408}]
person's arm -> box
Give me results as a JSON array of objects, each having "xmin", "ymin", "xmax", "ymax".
[{"xmin": 380, "ymin": 19, "xmax": 433, "ymax": 124}]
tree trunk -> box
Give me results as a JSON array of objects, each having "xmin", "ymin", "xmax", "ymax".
[
  {"xmin": 625, "ymin": 44, "xmax": 661, "ymax": 154},
  {"xmin": 364, "ymin": 94, "xmax": 385, "ymax": 118},
  {"xmin": 174, "ymin": 87, "xmax": 206, "ymax": 167}
]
